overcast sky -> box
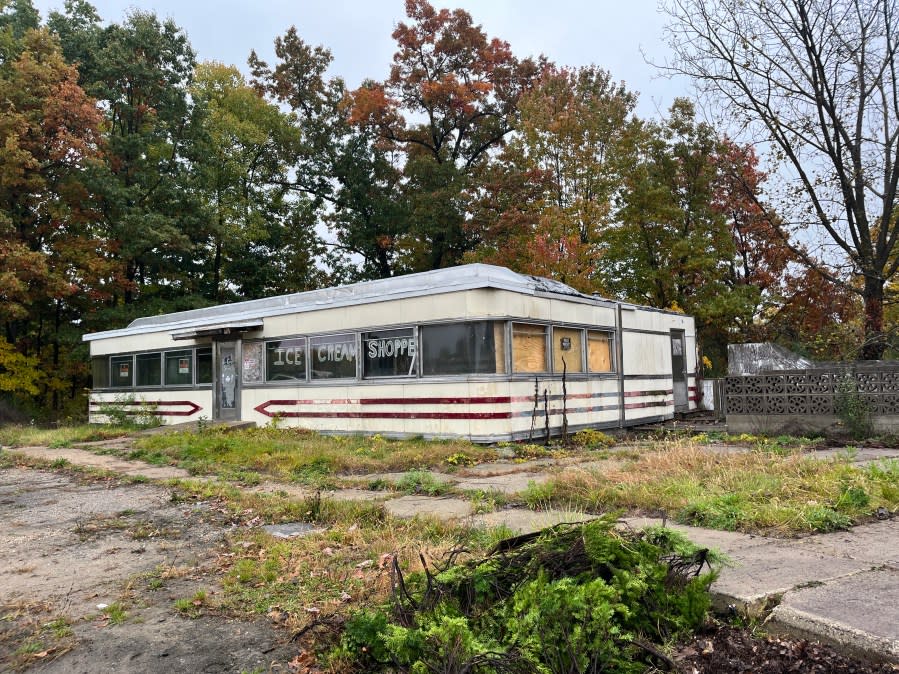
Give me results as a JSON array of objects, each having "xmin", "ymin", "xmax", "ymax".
[{"xmin": 31, "ymin": 0, "xmax": 690, "ymax": 118}]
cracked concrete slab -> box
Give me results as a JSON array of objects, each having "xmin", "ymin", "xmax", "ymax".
[{"xmin": 770, "ymin": 567, "xmax": 899, "ymax": 662}]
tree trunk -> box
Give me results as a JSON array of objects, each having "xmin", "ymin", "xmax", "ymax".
[{"xmin": 860, "ymin": 274, "xmax": 885, "ymax": 361}]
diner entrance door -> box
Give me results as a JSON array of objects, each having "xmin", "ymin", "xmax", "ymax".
[{"xmin": 214, "ymin": 340, "xmax": 240, "ymax": 421}]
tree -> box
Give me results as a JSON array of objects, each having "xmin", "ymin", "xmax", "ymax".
[
  {"xmin": 348, "ymin": 0, "xmax": 541, "ymax": 270},
  {"xmin": 466, "ymin": 65, "xmax": 637, "ymax": 291},
  {"xmin": 663, "ymin": 0, "xmax": 899, "ymax": 359},
  {"xmin": 600, "ymin": 100, "xmax": 761, "ymax": 368},
  {"xmin": 49, "ymin": 4, "xmax": 200, "ymax": 311},
  {"xmin": 0, "ymin": 24, "xmax": 110, "ymax": 413},
  {"xmin": 187, "ymin": 62, "xmax": 323, "ymax": 300}
]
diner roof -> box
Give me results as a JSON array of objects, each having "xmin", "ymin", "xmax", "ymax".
[{"xmin": 83, "ymin": 264, "xmax": 662, "ymax": 342}]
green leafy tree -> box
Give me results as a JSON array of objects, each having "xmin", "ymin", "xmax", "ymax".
[
  {"xmin": 49, "ymin": 3, "xmax": 200, "ymax": 312},
  {"xmin": 187, "ymin": 61, "xmax": 323, "ymax": 300}
]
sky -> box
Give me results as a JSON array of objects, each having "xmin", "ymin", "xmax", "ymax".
[{"xmin": 31, "ymin": 0, "xmax": 690, "ymax": 118}]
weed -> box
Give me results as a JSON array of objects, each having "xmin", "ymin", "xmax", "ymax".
[
  {"xmin": 49, "ymin": 458, "xmax": 70, "ymax": 469},
  {"xmin": 15, "ymin": 639, "xmax": 46, "ymax": 655},
  {"xmin": 571, "ymin": 428, "xmax": 617, "ymax": 449},
  {"xmin": 464, "ymin": 489, "xmax": 507, "ymax": 514},
  {"xmin": 396, "ymin": 470, "xmax": 452, "ymax": 496},
  {"xmin": 45, "ymin": 617, "xmax": 72, "ymax": 639},
  {"xmin": 174, "ymin": 590, "xmax": 208, "ymax": 618},
  {"xmin": 102, "ymin": 602, "xmax": 127, "ymax": 625},
  {"xmin": 835, "ymin": 375, "xmax": 874, "ymax": 439},
  {"xmin": 445, "ymin": 452, "xmax": 475, "ymax": 467}
]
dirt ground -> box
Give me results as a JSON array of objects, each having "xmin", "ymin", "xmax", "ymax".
[{"xmin": 0, "ymin": 467, "xmax": 298, "ymax": 672}]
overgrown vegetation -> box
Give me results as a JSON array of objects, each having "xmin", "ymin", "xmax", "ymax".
[
  {"xmin": 129, "ymin": 427, "xmax": 498, "ymax": 480},
  {"xmin": 332, "ymin": 516, "xmax": 719, "ymax": 673},
  {"xmin": 524, "ymin": 439, "xmax": 899, "ymax": 534}
]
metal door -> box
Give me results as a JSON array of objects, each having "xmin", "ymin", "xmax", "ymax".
[
  {"xmin": 214, "ymin": 341, "xmax": 240, "ymax": 421},
  {"xmin": 671, "ymin": 330, "xmax": 688, "ymax": 412}
]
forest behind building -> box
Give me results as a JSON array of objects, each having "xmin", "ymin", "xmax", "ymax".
[{"xmin": 1, "ymin": 0, "xmax": 896, "ymax": 419}]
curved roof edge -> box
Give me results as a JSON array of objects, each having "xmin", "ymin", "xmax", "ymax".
[{"xmin": 83, "ymin": 264, "xmax": 682, "ymax": 342}]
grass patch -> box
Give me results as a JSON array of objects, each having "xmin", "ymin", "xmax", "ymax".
[
  {"xmin": 130, "ymin": 427, "xmax": 498, "ymax": 481},
  {"xmin": 0, "ymin": 602, "xmax": 77, "ymax": 670},
  {"xmin": 395, "ymin": 470, "xmax": 453, "ymax": 496},
  {"xmin": 0, "ymin": 423, "xmax": 135, "ymax": 448},
  {"xmin": 101, "ymin": 602, "xmax": 127, "ymax": 625},
  {"xmin": 173, "ymin": 590, "xmax": 209, "ymax": 619},
  {"xmin": 526, "ymin": 438, "xmax": 898, "ymax": 534}
]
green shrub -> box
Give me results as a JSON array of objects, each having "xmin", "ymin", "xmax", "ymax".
[{"xmin": 334, "ymin": 516, "xmax": 717, "ymax": 673}]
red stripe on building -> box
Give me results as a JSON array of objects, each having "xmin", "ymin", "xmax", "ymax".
[{"xmin": 89, "ymin": 400, "xmax": 201, "ymax": 417}]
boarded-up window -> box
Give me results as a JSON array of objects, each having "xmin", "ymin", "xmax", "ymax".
[
  {"xmin": 512, "ymin": 323, "xmax": 548, "ymax": 373},
  {"xmin": 553, "ymin": 327, "xmax": 584, "ymax": 373},
  {"xmin": 587, "ymin": 331, "xmax": 613, "ymax": 372}
]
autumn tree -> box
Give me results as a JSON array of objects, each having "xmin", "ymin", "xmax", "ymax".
[
  {"xmin": 348, "ymin": 0, "xmax": 541, "ymax": 271},
  {"xmin": 663, "ymin": 0, "xmax": 899, "ymax": 359},
  {"xmin": 600, "ymin": 100, "xmax": 762, "ymax": 368},
  {"xmin": 0, "ymin": 19, "xmax": 110, "ymax": 411},
  {"xmin": 467, "ymin": 65, "xmax": 637, "ymax": 291}
]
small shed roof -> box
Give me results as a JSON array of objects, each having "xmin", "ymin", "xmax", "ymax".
[{"xmin": 83, "ymin": 264, "xmax": 652, "ymax": 342}]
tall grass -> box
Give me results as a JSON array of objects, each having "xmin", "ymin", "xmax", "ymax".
[{"xmin": 524, "ymin": 438, "xmax": 899, "ymax": 535}]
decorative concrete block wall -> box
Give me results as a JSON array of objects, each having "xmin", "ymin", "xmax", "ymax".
[{"xmin": 725, "ymin": 367, "xmax": 899, "ymax": 434}]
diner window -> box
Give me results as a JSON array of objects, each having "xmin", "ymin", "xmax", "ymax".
[
  {"xmin": 196, "ymin": 348, "xmax": 213, "ymax": 384},
  {"xmin": 553, "ymin": 327, "xmax": 584, "ymax": 373},
  {"xmin": 165, "ymin": 350, "xmax": 193, "ymax": 386},
  {"xmin": 266, "ymin": 338, "xmax": 307, "ymax": 382},
  {"xmin": 110, "ymin": 355, "xmax": 133, "ymax": 388},
  {"xmin": 91, "ymin": 357, "xmax": 109, "ymax": 388},
  {"xmin": 421, "ymin": 321, "xmax": 506, "ymax": 375},
  {"xmin": 364, "ymin": 328, "xmax": 416, "ymax": 377},
  {"xmin": 587, "ymin": 330, "xmax": 614, "ymax": 372},
  {"xmin": 512, "ymin": 323, "xmax": 548, "ymax": 373},
  {"xmin": 242, "ymin": 342, "xmax": 263, "ymax": 384},
  {"xmin": 310, "ymin": 334, "xmax": 357, "ymax": 379},
  {"xmin": 136, "ymin": 353, "xmax": 161, "ymax": 386}
]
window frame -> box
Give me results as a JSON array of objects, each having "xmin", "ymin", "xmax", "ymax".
[
  {"xmin": 586, "ymin": 329, "xmax": 616, "ymax": 374},
  {"xmin": 309, "ymin": 332, "xmax": 359, "ymax": 381},
  {"xmin": 362, "ymin": 326, "xmax": 418, "ymax": 379},
  {"xmin": 264, "ymin": 336, "xmax": 309, "ymax": 384}
]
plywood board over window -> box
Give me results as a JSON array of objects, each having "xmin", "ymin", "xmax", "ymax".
[
  {"xmin": 553, "ymin": 327, "xmax": 584, "ymax": 373},
  {"xmin": 588, "ymin": 330, "xmax": 613, "ymax": 372},
  {"xmin": 512, "ymin": 323, "xmax": 548, "ymax": 373},
  {"xmin": 493, "ymin": 322, "xmax": 507, "ymax": 374}
]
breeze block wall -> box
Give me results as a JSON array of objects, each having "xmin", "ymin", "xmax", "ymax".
[{"xmin": 725, "ymin": 366, "xmax": 899, "ymax": 435}]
